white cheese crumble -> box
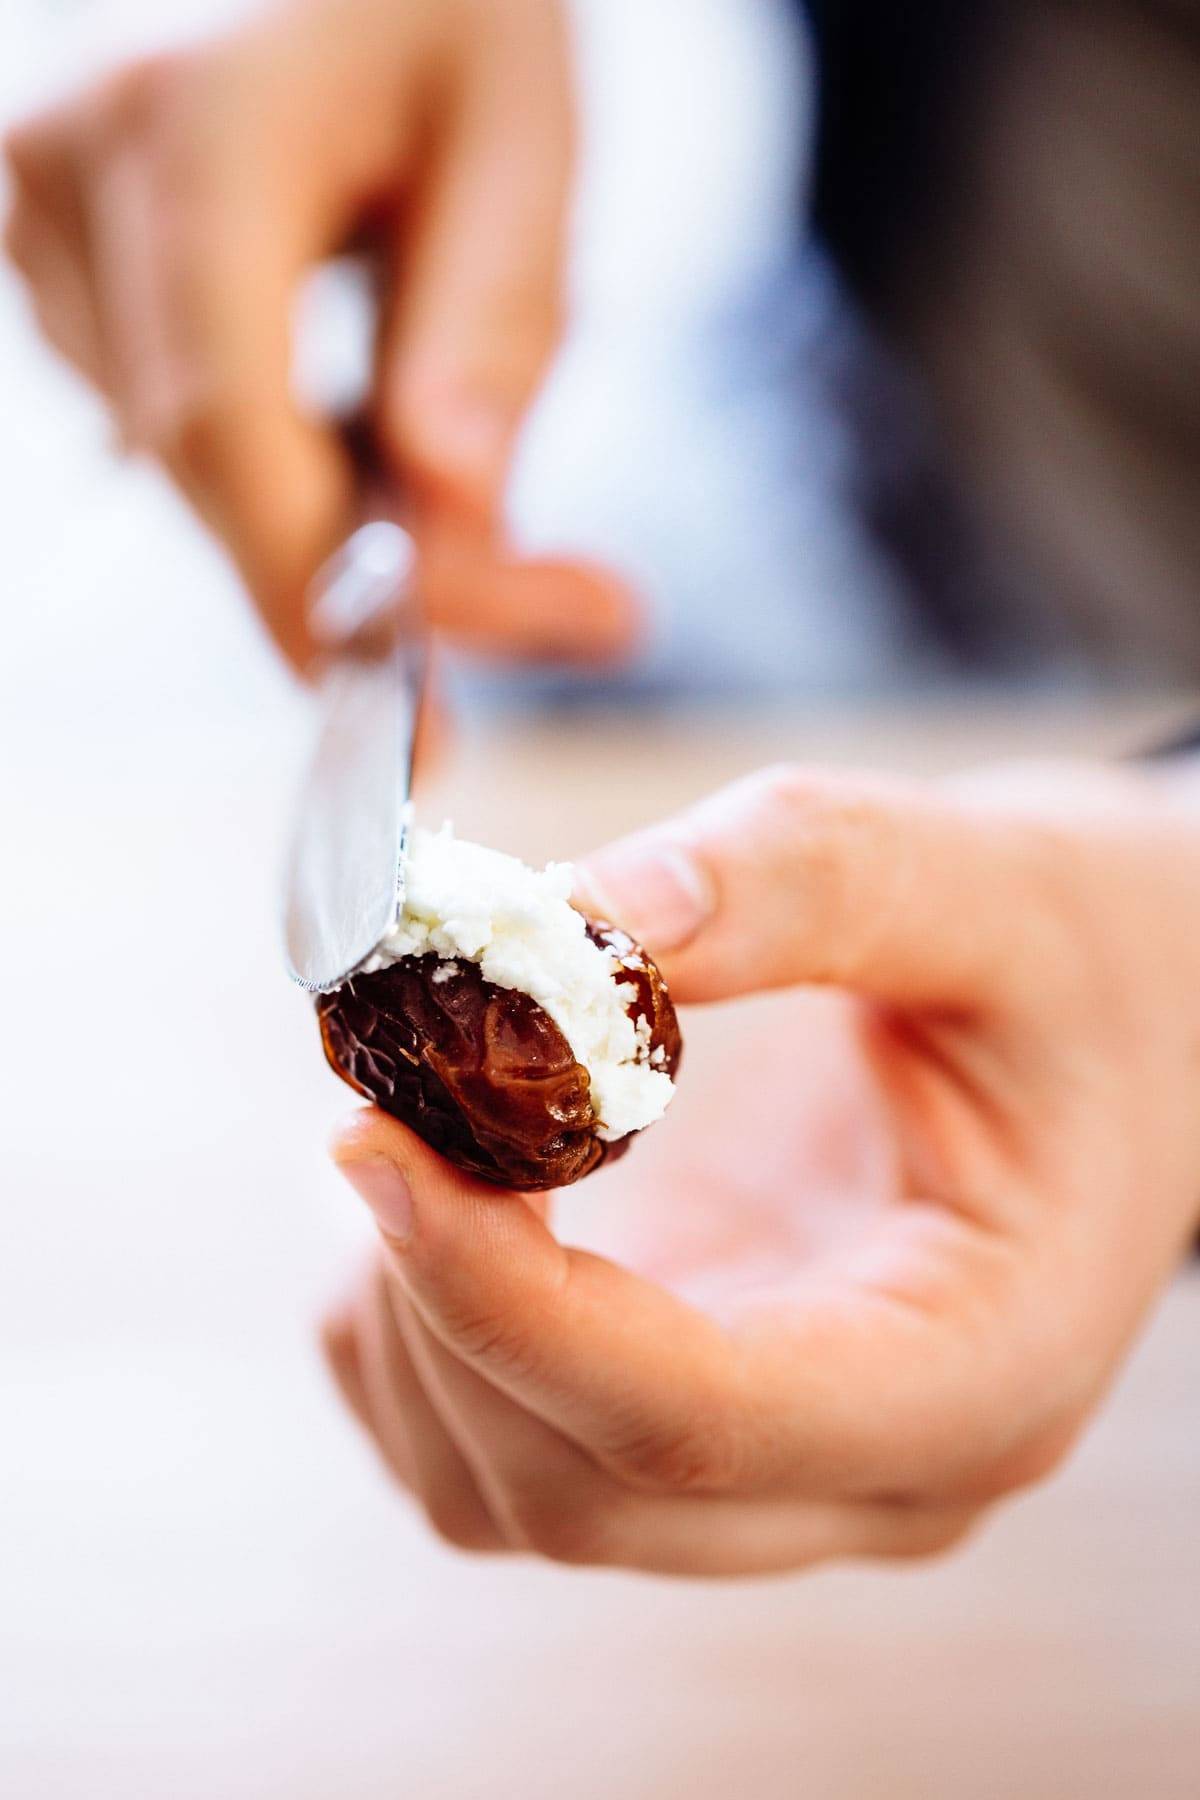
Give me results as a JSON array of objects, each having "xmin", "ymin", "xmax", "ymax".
[{"xmin": 362, "ymin": 826, "xmax": 675, "ymax": 1141}]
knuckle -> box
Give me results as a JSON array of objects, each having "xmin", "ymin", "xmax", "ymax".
[
  {"xmin": 105, "ymin": 51, "xmax": 196, "ymax": 140},
  {"xmin": 751, "ymin": 760, "xmax": 814, "ymax": 807},
  {"xmin": 2, "ymin": 125, "xmax": 32, "ymax": 184},
  {"xmin": 609, "ymin": 1410, "xmax": 743, "ymax": 1497},
  {"xmin": 140, "ymin": 387, "xmax": 246, "ymax": 492},
  {"xmin": 884, "ymin": 1509, "xmax": 981, "ymax": 1564},
  {"xmin": 423, "ymin": 1491, "xmax": 504, "ymax": 1556},
  {"xmin": 972, "ymin": 1416, "xmax": 1085, "ymax": 1503},
  {"xmin": 3, "ymin": 111, "xmax": 63, "ymax": 185},
  {"xmin": 743, "ymin": 761, "xmax": 812, "ymax": 826},
  {"xmin": 2, "ymin": 203, "xmax": 33, "ymax": 272},
  {"xmin": 749, "ymin": 763, "xmax": 894, "ymax": 852},
  {"xmin": 139, "ymin": 393, "xmax": 216, "ymax": 478},
  {"xmin": 102, "ymin": 52, "xmax": 234, "ymax": 206},
  {"xmin": 924, "ymin": 1396, "xmax": 1088, "ymax": 1509},
  {"xmin": 430, "ymin": 1294, "xmax": 544, "ymax": 1388},
  {"xmin": 501, "ymin": 1489, "xmax": 613, "ymax": 1566},
  {"xmin": 745, "ymin": 764, "xmax": 902, "ymax": 977}
]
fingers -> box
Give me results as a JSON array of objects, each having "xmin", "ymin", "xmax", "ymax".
[
  {"xmin": 336, "ymin": 1217, "xmax": 981, "ymax": 1573},
  {"xmin": 320, "ymin": 1303, "xmax": 375, "ymax": 1435},
  {"xmin": 374, "ymin": 0, "xmax": 614, "ymax": 663},
  {"xmin": 576, "ymin": 764, "xmax": 1048, "ymax": 1011},
  {"xmin": 331, "ymin": 1111, "xmax": 754, "ymax": 1495},
  {"xmin": 3, "ymin": 214, "xmax": 106, "ymax": 389},
  {"xmin": 322, "ymin": 1261, "xmax": 507, "ymax": 1551},
  {"xmin": 375, "ymin": 0, "xmax": 574, "ymax": 521},
  {"xmin": 389, "ymin": 1261, "xmax": 630, "ymax": 1555},
  {"xmin": 365, "ymin": 1264, "xmax": 507, "ymax": 1552},
  {"xmin": 416, "ymin": 514, "xmax": 639, "ymax": 662},
  {"xmin": 391, "ymin": 1296, "xmax": 600, "ymax": 1554},
  {"xmin": 5, "ymin": 4, "xmax": 609, "ymax": 671},
  {"xmin": 81, "ymin": 66, "xmax": 354, "ymax": 668},
  {"xmin": 386, "ymin": 1296, "xmax": 979, "ymax": 1573},
  {"xmin": 329, "ymin": 1262, "xmax": 418, "ymax": 1489},
  {"xmin": 3, "ymin": 113, "xmax": 108, "ymax": 388},
  {"xmin": 325, "ymin": 1117, "xmax": 998, "ymax": 1569},
  {"xmin": 331, "ymin": 1112, "xmax": 1061, "ymax": 1510},
  {"xmin": 595, "ymin": 1495, "xmax": 979, "ymax": 1578},
  {"xmin": 4, "ymin": 57, "xmax": 354, "ymax": 669}
]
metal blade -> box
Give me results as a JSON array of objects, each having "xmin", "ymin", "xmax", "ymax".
[{"xmin": 283, "ymin": 524, "xmax": 424, "ymax": 993}]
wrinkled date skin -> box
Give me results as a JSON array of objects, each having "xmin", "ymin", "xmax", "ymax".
[{"xmin": 316, "ymin": 922, "xmax": 682, "ymax": 1191}]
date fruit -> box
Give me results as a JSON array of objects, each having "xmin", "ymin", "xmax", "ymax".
[{"xmin": 316, "ymin": 923, "xmax": 682, "ymax": 1191}]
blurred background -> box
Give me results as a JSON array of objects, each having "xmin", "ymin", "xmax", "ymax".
[{"xmin": 2, "ymin": 1, "xmax": 1199, "ymax": 1795}]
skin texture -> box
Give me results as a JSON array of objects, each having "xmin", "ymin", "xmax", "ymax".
[
  {"xmin": 2, "ymin": 0, "xmax": 637, "ymax": 671},
  {"xmin": 326, "ymin": 760, "xmax": 1200, "ymax": 1576},
  {"xmin": 9, "ymin": 2, "xmax": 1200, "ymax": 1577}
]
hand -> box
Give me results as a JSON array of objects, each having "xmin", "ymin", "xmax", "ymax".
[
  {"xmin": 322, "ymin": 760, "xmax": 1200, "ymax": 1575},
  {"xmin": 3, "ymin": 0, "xmax": 635, "ymax": 670}
]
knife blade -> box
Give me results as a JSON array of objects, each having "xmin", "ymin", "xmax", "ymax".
[{"xmin": 283, "ymin": 520, "xmax": 426, "ymax": 993}]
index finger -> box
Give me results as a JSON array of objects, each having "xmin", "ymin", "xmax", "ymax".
[{"xmin": 86, "ymin": 129, "xmax": 354, "ymax": 669}]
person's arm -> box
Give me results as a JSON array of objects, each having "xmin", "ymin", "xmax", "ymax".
[
  {"xmin": 3, "ymin": 0, "xmax": 635, "ymax": 671},
  {"xmin": 319, "ymin": 756, "xmax": 1200, "ymax": 1573}
]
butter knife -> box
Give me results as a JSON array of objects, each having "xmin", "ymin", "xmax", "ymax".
[{"xmin": 283, "ymin": 518, "xmax": 426, "ymax": 993}]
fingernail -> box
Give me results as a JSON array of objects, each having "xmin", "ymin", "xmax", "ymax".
[
  {"xmin": 335, "ymin": 1155, "xmax": 414, "ymax": 1245},
  {"xmin": 576, "ymin": 839, "xmax": 714, "ymax": 952}
]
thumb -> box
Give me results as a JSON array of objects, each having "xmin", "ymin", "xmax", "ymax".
[
  {"xmin": 576, "ymin": 764, "xmax": 1037, "ymax": 1010},
  {"xmin": 330, "ymin": 1110, "xmax": 746, "ymax": 1488}
]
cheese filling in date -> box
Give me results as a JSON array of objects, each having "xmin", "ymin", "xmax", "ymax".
[{"xmin": 316, "ymin": 827, "xmax": 682, "ymax": 1191}]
